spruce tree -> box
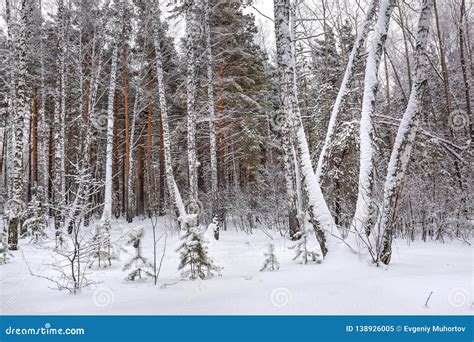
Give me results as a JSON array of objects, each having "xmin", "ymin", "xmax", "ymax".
[
  {"xmin": 123, "ymin": 227, "xmax": 153, "ymax": 281},
  {"xmin": 176, "ymin": 225, "xmax": 220, "ymax": 280},
  {"xmin": 0, "ymin": 228, "xmax": 10, "ymax": 264},
  {"xmin": 260, "ymin": 242, "xmax": 279, "ymax": 271},
  {"xmin": 289, "ymin": 229, "xmax": 322, "ymax": 264},
  {"xmin": 22, "ymin": 187, "xmax": 48, "ymax": 243}
]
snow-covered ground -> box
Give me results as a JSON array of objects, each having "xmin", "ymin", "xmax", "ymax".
[{"xmin": 1, "ymin": 217, "xmax": 472, "ymax": 315}]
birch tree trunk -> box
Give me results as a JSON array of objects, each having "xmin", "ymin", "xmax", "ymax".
[
  {"xmin": 205, "ymin": 0, "xmax": 218, "ymax": 208},
  {"xmin": 122, "ymin": 40, "xmax": 131, "ymax": 222},
  {"xmin": 84, "ymin": 17, "xmax": 107, "ymax": 227},
  {"xmin": 99, "ymin": 20, "xmax": 120, "ymax": 230},
  {"xmin": 349, "ymin": 0, "xmax": 395, "ymax": 250},
  {"xmin": 315, "ymin": 0, "xmax": 379, "ymax": 183},
  {"xmin": 152, "ymin": 2, "xmax": 186, "ymax": 223},
  {"xmin": 38, "ymin": 2, "xmax": 49, "ymax": 201},
  {"xmin": 185, "ymin": 0, "xmax": 199, "ymax": 220},
  {"xmin": 274, "ymin": 0, "xmax": 301, "ymax": 240},
  {"xmin": 126, "ymin": 87, "xmax": 138, "ymax": 222},
  {"xmin": 53, "ymin": 0, "xmax": 67, "ymax": 244},
  {"xmin": 378, "ymin": 0, "xmax": 433, "ymax": 265},
  {"xmin": 274, "ymin": 0, "xmax": 342, "ymax": 257},
  {"xmin": 5, "ymin": 0, "xmax": 15, "ymax": 199},
  {"xmin": 7, "ymin": 0, "xmax": 28, "ymax": 250}
]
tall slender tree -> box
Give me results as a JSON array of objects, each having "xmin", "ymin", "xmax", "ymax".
[
  {"xmin": 378, "ymin": 0, "xmax": 434, "ymax": 264},
  {"xmin": 349, "ymin": 0, "xmax": 396, "ymax": 251}
]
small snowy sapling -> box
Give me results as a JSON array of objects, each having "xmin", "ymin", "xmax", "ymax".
[
  {"xmin": 208, "ymin": 215, "xmax": 219, "ymax": 240},
  {"xmin": 176, "ymin": 226, "xmax": 220, "ymax": 280},
  {"xmin": 22, "ymin": 190, "xmax": 48, "ymax": 243},
  {"xmin": 260, "ymin": 242, "xmax": 279, "ymax": 271},
  {"xmin": 123, "ymin": 226, "xmax": 153, "ymax": 281},
  {"xmin": 0, "ymin": 228, "xmax": 11, "ymax": 264},
  {"xmin": 289, "ymin": 229, "xmax": 321, "ymax": 264}
]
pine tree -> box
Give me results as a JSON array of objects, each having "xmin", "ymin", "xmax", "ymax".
[
  {"xmin": 206, "ymin": 0, "xmax": 273, "ymax": 188},
  {"xmin": 260, "ymin": 242, "xmax": 280, "ymax": 271},
  {"xmin": 176, "ymin": 226, "xmax": 220, "ymax": 280}
]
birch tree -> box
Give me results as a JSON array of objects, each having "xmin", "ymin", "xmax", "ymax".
[
  {"xmin": 37, "ymin": 1, "xmax": 49, "ymax": 200},
  {"xmin": 378, "ymin": 0, "xmax": 434, "ymax": 265},
  {"xmin": 7, "ymin": 0, "xmax": 28, "ymax": 250},
  {"xmin": 185, "ymin": 0, "xmax": 199, "ymax": 220},
  {"xmin": 349, "ymin": 0, "xmax": 396, "ymax": 251},
  {"xmin": 98, "ymin": 2, "xmax": 122, "ymax": 236},
  {"xmin": 315, "ymin": 0, "xmax": 379, "ymax": 183},
  {"xmin": 205, "ymin": 0, "xmax": 218, "ymax": 211},
  {"xmin": 152, "ymin": 1, "xmax": 186, "ymax": 223},
  {"xmin": 52, "ymin": 0, "xmax": 67, "ymax": 244},
  {"xmin": 274, "ymin": 0, "xmax": 343, "ymax": 257},
  {"xmin": 275, "ymin": 0, "xmax": 301, "ymax": 240}
]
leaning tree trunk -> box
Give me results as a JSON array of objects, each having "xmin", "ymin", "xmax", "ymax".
[
  {"xmin": 274, "ymin": 0, "xmax": 342, "ymax": 257},
  {"xmin": 349, "ymin": 0, "xmax": 395, "ymax": 251},
  {"xmin": 379, "ymin": 0, "xmax": 433, "ymax": 265},
  {"xmin": 315, "ymin": 0, "xmax": 379, "ymax": 183},
  {"xmin": 152, "ymin": 3, "xmax": 186, "ymax": 224},
  {"xmin": 458, "ymin": 0, "xmax": 472, "ymax": 140}
]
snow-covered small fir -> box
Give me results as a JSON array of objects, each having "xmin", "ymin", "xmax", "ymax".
[
  {"xmin": 91, "ymin": 221, "xmax": 114, "ymax": 268},
  {"xmin": 123, "ymin": 227, "xmax": 153, "ymax": 281},
  {"xmin": 0, "ymin": 228, "xmax": 11, "ymax": 264},
  {"xmin": 176, "ymin": 226, "xmax": 220, "ymax": 280},
  {"xmin": 260, "ymin": 242, "xmax": 280, "ymax": 271},
  {"xmin": 289, "ymin": 229, "xmax": 322, "ymax": 264},
  {"xmin": 208, "ymin": 216, "xmax": 219, "ymax": 241},
  {"xmin": 21, "ymin": 188, "xmax": 48, "ymax": 243}
]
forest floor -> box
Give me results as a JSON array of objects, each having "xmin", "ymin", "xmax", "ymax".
[{"xmin": 0, "ymin": 217, "xmax": 472, "ymax": 315}]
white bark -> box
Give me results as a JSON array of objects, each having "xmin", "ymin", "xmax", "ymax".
[
  {"xmin": 274, "ymin": 0, "xmax": 342, "ymax": 257},
  {"xmin": 152, "ymin": 3, "xmax": 186, "ymax": 222},
  {"xmin": 8, "ymin": 0, "xmax": 28, "ymax": 250},
  {"xmin": 38, "ymin": 15, "xmax": 49, "ymax": 199},
  {"xmin": 350, "ymin": 0, "xmax": 395, "ymax": 248},
  {"xmin": 185, "ymin": 1, "xmax": 199, "ymax": 211},
  {"xmin": 379, "ymin": 0, "xmax": 433, "ymax": 264},
  {"xmin": 205, "ymin": 0, "xmax": 218, "ymax": 197},
  {"xmin": 126, "ymin": 86, "xmax": 138, "ymax": 220},
  {"xmin": 5, "ymin": 0, "xmax": 15, "ymax": 199},
  {"xmin": 53, "ymin": 0, "xmax": 67, "ymax": 236},
  {"xmin": 99, "ymin": 20, "xmax": 120, "ymax": 227},
  {"xmin": 275, "ymin": 0, "xmax": 301, "ymax": 240},
  {"xmin": 315, "ymin": 0, "xmax": 379, "ymax": 183}
]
